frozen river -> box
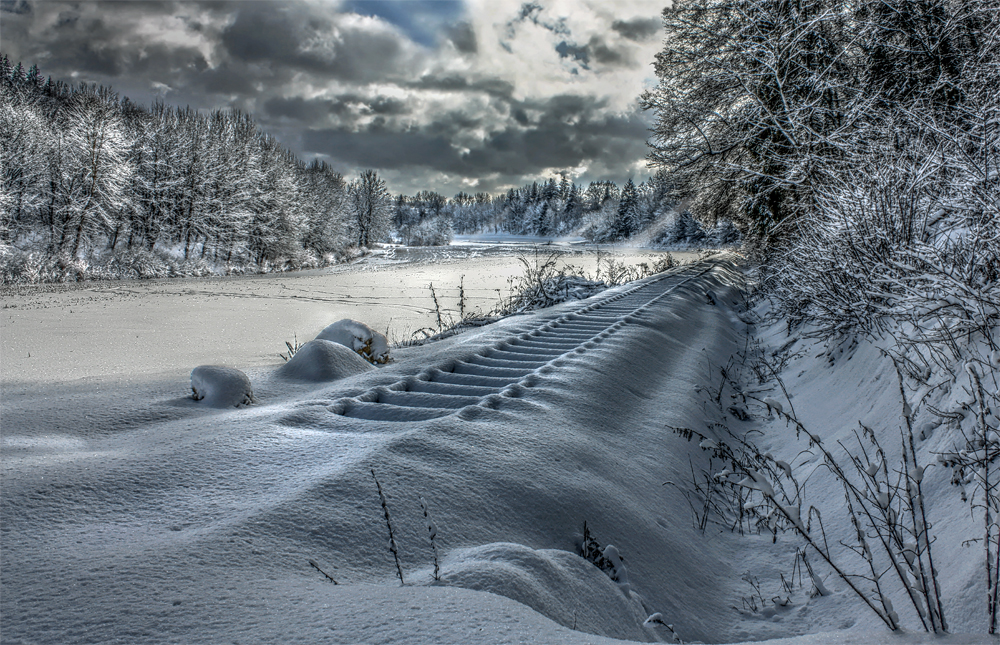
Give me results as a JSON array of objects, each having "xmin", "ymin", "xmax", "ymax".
[{"xmin": 1, "ymin": 239, "xmax": 695, "ymax": 387}]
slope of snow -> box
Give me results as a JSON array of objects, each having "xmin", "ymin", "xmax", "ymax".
[{"xmin": 1, "ymin": 254, "xmax": 993, "ymax": 644}]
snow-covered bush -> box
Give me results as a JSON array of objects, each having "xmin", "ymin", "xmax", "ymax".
[
  {"xmin": 487, "ymin": 252, "xmax": 680, "ymax": 318},
  {"xmin": 315, "ymin": 319, "xmax": 390, "ymax": 364},
  {"xmin": 0, "ymin": 247, "xmax": 56, "ymax": 285},
  {"xmin": 400, "ymin": 216, "xmax": 453, "ymax": 246},
  {"xmin": 277, "ymin": 339, "xmax": 374, "ymax": 381},
  {"xmin": 767, "ymin": 144, "xmax": 999, "ymax": 353},
  {"xmin": 190, "ymin": 365, "xmax": 254, "ymax": 407},
  {"xmin": 493, "ymin": 253, "xmax": 606, "ymax": 315}
]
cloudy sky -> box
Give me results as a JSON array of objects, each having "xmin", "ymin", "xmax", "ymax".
[{"xmin": 1, "ymin": 0, "xmax": 668, "ymax": 196}]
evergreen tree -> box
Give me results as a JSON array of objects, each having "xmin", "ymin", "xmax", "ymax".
[
  {"xmin": 558, "ymin": 172, "xmax": 570, "ymax": 200},
  {"xmin": 563, "ymin": 183, "xmax": 581, "ymax": 225},
  {"xmin": 612, "ymin": 179, "xmax": 639, "ymax": 240},
  {"xmin": 542, "ymin": 177, "xmax": 558, "ymax": 204}
]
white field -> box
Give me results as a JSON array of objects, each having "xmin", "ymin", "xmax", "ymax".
[
  {"xmin": 0, "ymin": 242, "xmax": 992, "ymax": 644},
  {"xmin": 1, "ymin": 242, "xmax": 697, "ymax": 388}
]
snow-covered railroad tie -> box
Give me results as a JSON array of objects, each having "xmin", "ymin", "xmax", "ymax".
[{"xmin": 328, "ymin": 263, "xmax": 713, "ymax": 422}]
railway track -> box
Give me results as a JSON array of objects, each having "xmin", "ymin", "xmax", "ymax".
[{"xmin": 328, "ymin": 263, "xmax": 714, "ymax": 422}]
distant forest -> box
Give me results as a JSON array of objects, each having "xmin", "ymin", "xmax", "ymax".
[
  {"xmin": 0, "ymin": 56, "xmax": 736, "ymax": 284},
  {"xmin": 397, "ymin": 176, "xmax": 739, "ymax": 247}
]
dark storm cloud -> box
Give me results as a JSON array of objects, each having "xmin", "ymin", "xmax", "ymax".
[
  {"xmin": 0, "ymin": 0, "xmax": 415, "ymax": 94},
  {"xmin": 1, "ymin": 0, "xmax": 663, "ymax": 194},
  {"xmin": 219, "ymin": 6, "xmax": 308, "ymax": 64},
  {"xmin": 0, "ymin": 1, "xmax": 217, "ymax": 87},
  {"xmin": 408, "ymin": 74, "xmax": 514, "ymax": 99},
  {"xmin": 308, "ymin": 127, "xmax": 457, "ymax": 171},
  {"xmin": 265, "ymin": 94, "xmax": 409, "ymax": 121},
  {"xmin": 0, "ymin": 0, "xmax": 31, "ymax": 14},
  {"xmin": 302, "ymin": 93, "xmax": 649, "ymax": 185},
  {"xmin": 611, "ymin": 17, "xmax": 661, "ymax": 41},
  {"xmin": 188, "ymin": 63, "xmax": 260, "ymax": 97},
  {"xmin": 588, "ymin": 36, "xmax": 627, "ymax": 65},
  {"xmin": 219, "ymin": 3, "xmax": 410, "ymax": 83}
]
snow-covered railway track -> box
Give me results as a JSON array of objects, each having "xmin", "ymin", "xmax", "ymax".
[{"xmin": 328, "ymin": 264, "xmax": 712, "ymax": 422}]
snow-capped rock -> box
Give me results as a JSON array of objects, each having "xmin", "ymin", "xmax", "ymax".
[
  {"xmin": 277, "ymin": 339, "xmax": 375, "ymax": 382},
  {"xmin": 190, "ymin": 365, "xmax": 254, "ymax": 407},
  {"xmin": 315, "ymin": 319, "xmax": 390, "ymax": 364}
]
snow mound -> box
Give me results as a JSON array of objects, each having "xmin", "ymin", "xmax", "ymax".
[
  {"xmin": 190, "ymin": 365, "xmax": 253, "ymax": 407},
  {"xmin": 315, "ymin": 319, "xmax": 390, "ymax": 364},
  {"xmin": 439, "ymin": 542, "xmax": 652, "ymax": 642},
  {"xmin": 277, "ymin": 339, "xmax": 375, "ymax": 381}
]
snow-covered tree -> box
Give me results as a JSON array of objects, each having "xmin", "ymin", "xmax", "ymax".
[
  {"xmin": 60, "ymin": 85, "xmax": 132, "ymax": 257},
  {"xmin": 0, "ymin": 90, "xmax": 47, "ymax": 244},
  {"xmin": 302, "ymin": 160, "xmax": 349, "ymax": 257},
  {"xmin": 611, "ymin": 178, "xmax": 640, "ymax": 240},
  {"xmin": 349, "ymin": 169, "xmax": 391, "ymax": 247},
  {"xmin": 641, "ymin": 0, "xmax": 855, "ymax": 243}
]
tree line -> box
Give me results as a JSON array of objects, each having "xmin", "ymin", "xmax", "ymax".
[
  {"xmin": 0, "ymin": 56, "xmax": 395, "ymax": 281},
  {"xmin": 394, "ymin": 174, "xmax": 739, "ymax": 247}
]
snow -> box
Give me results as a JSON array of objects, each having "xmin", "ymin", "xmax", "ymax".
[
  {"xmin": 1, "ymin": 248, "xmax": 994, "ymax": 644},
  {"xmin": 315, "ymin": 319, "xmax": 390, "ymax": 364},
  {"xmin": 440, "ymin": 542, "xmax": 650, "ymax": 641},
  {"xmin": 189, "ymin": 365, "xmax": 254, "ymax": 407},
  {"xmin": 277, "ymin": 339, "xmax": 374, "ymax": 381},
  {"xmin": 0, "ymin": 243, "xmax": 697, "ymax": 386}
]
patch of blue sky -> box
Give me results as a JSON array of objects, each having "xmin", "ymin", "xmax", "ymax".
[{"xmin": 342, "ymin": 0, "xmax": 466, "ymax": 48}]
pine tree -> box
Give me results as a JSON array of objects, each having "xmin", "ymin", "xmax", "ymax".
[
  {"xmin": 542, "ymin": 177, "xmax": 558, "ymax": 204},
  {"xmin": 558, "ymin": 172, "xmax": 570, "ymax": 200},
  {"xmin": 610, "ymin": 179, "xmax": 638, "ymax": 241},
  {"xmin": 563, "ymin": 183, "xmax": 581, "ymax": 225}
]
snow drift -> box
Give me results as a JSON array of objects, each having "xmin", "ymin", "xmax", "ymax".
[
  {"xmin": 316, "ymin": 319, "xmax": 391, "ymax": 364},
  {"xmin": 277, "ymin": 339, "xmax": 375, "ymax": 382},
  {"xmin": 439, "ymin": 542, "xmax": 652, "ymax": 642},
  {"xmin": 190, "ymin": 365, "xmax": 254, "ymax": 407}
]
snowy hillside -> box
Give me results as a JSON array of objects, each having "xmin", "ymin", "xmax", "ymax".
[{"xmin": 1, "ymin": 256, "xmax": 994, "ymax": 644}]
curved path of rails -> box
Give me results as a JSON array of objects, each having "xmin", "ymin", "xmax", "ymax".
[{"xmin": 330, "ymin": 263, "xmax": 713, "ymax": 422}]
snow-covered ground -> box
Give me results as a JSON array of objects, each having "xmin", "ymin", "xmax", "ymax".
[
  {"xmin": 450, "ymin": 233, "xmax": 591, "ymax": 247},
  {"xmin": 1, "ymin": 241, "xmax": 695, "ymax": 387},
  {"xmin": 1, "ymin": 250, "xmax": 993, "ymax": 644}
]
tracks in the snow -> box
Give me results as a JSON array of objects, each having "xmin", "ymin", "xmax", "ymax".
[{"xmin": 328, "ymin": 263, "xmax": 713, "ymax": 422}]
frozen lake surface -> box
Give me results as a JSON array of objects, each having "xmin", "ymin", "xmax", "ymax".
[{"xmin": 1, "ymin": 240, "xmax": 696, "ymax": 388}]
